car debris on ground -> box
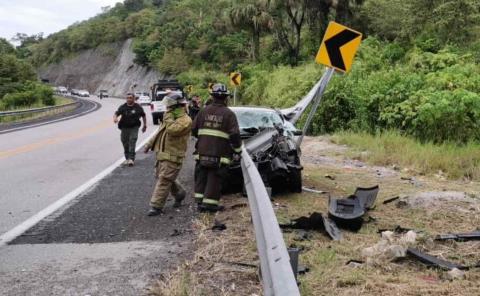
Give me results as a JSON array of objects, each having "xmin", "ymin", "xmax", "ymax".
[
  {"xmin": 280, "ymin": 212, "xmax": 342, "ymax": 241},
  {"xmin": 328, "ymin": 185, "xmax": 379, "ymax": 231},
  {"xmin": 435, "ymin": 230, "xmax": 480, "ymax": 241}
]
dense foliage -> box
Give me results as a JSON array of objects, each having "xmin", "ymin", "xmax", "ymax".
[
  {"xmin": 0, "ymin": 38, "xmax": 54, "ymax": 110},
  {"xmin": 23, "ymin": 0, "xmax": 480, "ymax": 142}
]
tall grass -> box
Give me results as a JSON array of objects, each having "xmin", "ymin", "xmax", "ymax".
[{"xmin": 331, "ymin": 131, "xmax": 480, "ymax": 181}]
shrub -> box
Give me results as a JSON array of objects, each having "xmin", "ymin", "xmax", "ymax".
[
  {"xmin": 157, "ymin": 48, "xmax": 190, "ymax": 75},
  {"xmin": 0, "ymin": 82, "xmax": 54, "ymax": 110}
]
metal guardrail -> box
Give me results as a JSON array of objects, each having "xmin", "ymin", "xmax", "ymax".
[
  {"xmin": 280, "ymin": 77, "xmax": 323, "ymax": 124},
  {"xmin": 241, "ymin": 147, "xmax": 301, "ymax": 296},
  {"xmin": 0, "ymin": 97, "xmax": 78, "ymax": 117}
]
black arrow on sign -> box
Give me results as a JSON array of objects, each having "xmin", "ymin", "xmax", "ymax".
[
  {"xmin": 232, "ymin": 73, "xmax": 240, "ymax": 86},
  {"xmin": 324, "ymin": 29, "xmax": 361, "ymax": 71}
]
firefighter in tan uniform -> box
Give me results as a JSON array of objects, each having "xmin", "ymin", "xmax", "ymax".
[
  {"xmin": 192, "ymin": 84, "xmax": 242, "ymax": 213},
  {"xmin": 144, "ymin": 93, "xmax": 192, "ymax": 216}
]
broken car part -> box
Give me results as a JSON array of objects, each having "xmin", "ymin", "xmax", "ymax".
[
  {"xmin": 407, "ymin": 248, "xmax": 467, "ymax": 270},
  {"xmin": 353, "ymin": 185, "xmax": 379, "ymax": 209},
  {"xmin": 228, "ymin": 125, "xmax": 303, "ymax": 194},
  {"xmin": 435, "ymin": 231, "xmax": 480, "ymax": 242},
  {"xmin": 302, "ymin": 187, "xmax": 327, "ymax": 194},
  {"xmin": 377, "ymin": 226, "xmax": 413, "ymax": 234},
  {"xmin": 328, "ymin": 196, "xmax": 365, "ymax": 231},
  {"xmin": 383, "ymin": 196, "xmax": 400, "ymax": 204},
  {"xmin": 280, "ymin": 212, "xmax": 342, "ymax": 241},
  {"xmin": 321, "ymin": 214, "xmax": 342, "ymax": 241}
]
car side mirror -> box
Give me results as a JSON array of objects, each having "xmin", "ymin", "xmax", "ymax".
[{"xmin": 292, "ymin": 130, "xmax": 303, "ymax": 136}]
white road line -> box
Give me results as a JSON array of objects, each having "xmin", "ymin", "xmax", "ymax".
[
  {"xmin": 0, "ymin": 98, "xmax": 100, "ymax": 134},
  {"xmin": 0, "ymin": 132, "xmax": 156, "ymax": 247}
]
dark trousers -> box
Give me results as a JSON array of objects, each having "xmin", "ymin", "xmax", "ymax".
[
  {"xmin": 120, "ymin": 127, "xmax": 139, "ymax": 160},
  {"xmin": 194, "ymin": 162, "xmax": 228, "ymax": 205}
]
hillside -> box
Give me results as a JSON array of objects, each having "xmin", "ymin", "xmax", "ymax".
[
  {"xmin": 14, "ymin": 0, "xmax": 480, "ymax": 144},
  {"xmin": 38, "ymin": 39, "xmax": 165, "ymax": 97}
]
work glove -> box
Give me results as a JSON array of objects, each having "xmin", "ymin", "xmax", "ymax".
[
  {"xmin": 233, "ymin": 153, "xmax": 241, "ymax": 162},
  {"xmin": 171, "ymin": 108, "xmax": 183, "ymax": 119}
]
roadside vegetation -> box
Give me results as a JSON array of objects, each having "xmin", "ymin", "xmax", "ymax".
[
  {"xmin": 0, "ymin": 97, "xmax": 75, "ymax": 124},
  {"xmin": 0, "ymin": 38, "xmax": 55, "ymax": 111},
  {"xmin": 25, "ymin": 0, "xmax": 480, "ymax": 144},
  {"xmin": 332, "ymin": 131, "xmax": 480, "ymax": 181}
]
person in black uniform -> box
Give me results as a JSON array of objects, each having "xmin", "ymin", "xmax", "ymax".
[
  {"xmin": 113, "ymin": 93, "xmax": 147, "ymax": 166},
  {"xmin": 188, "ymin": 95, "xmax": 201, "ymax": 120},
  {"xmin": 192, "ymin": 84, "xmax": 242, "ymax": 212}
]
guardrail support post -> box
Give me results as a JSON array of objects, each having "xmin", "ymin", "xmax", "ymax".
[
  {"xmin": 288, "ymin": 247, "xmax": 300, "ymax": 281},
  {"xmin": 297, "ymin": 67, "xmax": 335, "ymax": 146}
]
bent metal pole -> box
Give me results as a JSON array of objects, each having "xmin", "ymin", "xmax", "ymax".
[{"xmin": 298, "ymin": 67, "xmax": 335, "ymax": 146}]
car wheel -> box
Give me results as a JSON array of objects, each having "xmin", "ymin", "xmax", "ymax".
[{"xmin": 289, "ymin": 168, "xmax": 302, "ymax": 193}]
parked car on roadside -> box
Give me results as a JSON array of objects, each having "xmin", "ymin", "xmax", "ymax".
[{"xmin": 70, "ymin": 89, "xmax": 80, "ymax": 96}]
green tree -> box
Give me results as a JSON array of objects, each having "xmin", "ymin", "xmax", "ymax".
[
  {"xmin": 230, "ymin": 0, "xmax": 272, "ymax": 61},
  {"xmin": 0, "ymin": 38, "xmax": 15, "ymax": 55}
]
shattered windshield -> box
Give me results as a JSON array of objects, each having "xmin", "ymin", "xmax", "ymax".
[{"xmin": 234, "ymin": 109, "xmax": 283, "ymax": 130}]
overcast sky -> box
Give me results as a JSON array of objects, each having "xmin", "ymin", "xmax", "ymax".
[{"xmin": 0, "ymin": 0, "xmax": 123, "ymax": 41}]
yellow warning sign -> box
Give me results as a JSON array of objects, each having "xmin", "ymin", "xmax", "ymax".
[
  {"xmin": 186, "ymin": 85, "xmax": 193, "ymax": 93},
  {"xmin": 316, "ymin": 22, "xmax": 362, "ymax": 73},
  {"xmin": 208, "ymin": 83, "xmax": 214, "ymax": 92},
  {"xmin": 229, "ymin": 72, "xmax": 241, "ymax": 87}
]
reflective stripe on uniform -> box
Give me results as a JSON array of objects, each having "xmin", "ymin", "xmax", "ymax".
[
  {"xmin": 194, "ymin": 193, "xmax": 204, "ymax": 199},
  {"xmin": 194, "ymin": 154, "xmax": 200, "ymax": 160},
  {"xmin": 202, "ymin": 198, "xmax": 219, "ymax": 205},
  {"xmin": 198, "ymin": 129, "xmax": 229, "ymax": 139},
  {"xmin": 220, "ymin": 157, "xmax": 231, "ymax": 165},
  {"xmin": 233, "ymin": 146, "xmax": 242, "ymax": 153}
]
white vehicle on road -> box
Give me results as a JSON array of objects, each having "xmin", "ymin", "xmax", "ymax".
[
  {"xmin": 137, "ymin": 92, "xmax": 152, "ymax": 105},
  {"xmin": 78, "ymin": 90, "xmax": 90, "ymax": 97},
  {"xmin": 150, "ymin": 80, "xmax": 184, "ymax": 125},
  {"xmin": 57, "ymin": 86, "xmax": 68, "ymax": 95}
]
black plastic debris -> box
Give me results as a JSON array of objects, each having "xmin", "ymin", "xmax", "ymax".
[
  {"xmin": 212, "ymin": 220, "xmax": 227, "ymax": 231},
  {"xmin": 377, "ymin": 225, "xmax": 413, "ymax": 234},
  {"xmin": 435, "ymin": 231, "xmax": 480, "ymax": 242},
  {"xmin": 280, "ymin": 212, "xmax": 342, "ymax": 241},
  {"xmin": 282, "ymin": 212, "xmax": 325, "ymax": 231},
  {"xmin": 383, "ymin": 196, "xmax": 400, "ymax": 204},
  {"xmin": 321, "ymin": 215, "xmax": 342, "ymax": 241},
  {"xmin": 328, "ymin": 196, "xmax": 365, "ymax": 231},
  {"xmin": 297, "ymin": 264, "xmax": 310, "ymax": 274},
  {"xmin": 353, "ymin": 185, "xmax": 379, "ymax": 210},
  {"xmin": 346, "ymin": 259, "xmax": 364, "ymax": 265},
  {"xmin": 407, "ymin": 248, "xmax": 467, "ymax": 270}
]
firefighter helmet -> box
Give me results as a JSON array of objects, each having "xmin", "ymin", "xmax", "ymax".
[
  {"xmin": 165, "ymin": 93, "xmax": 187, "ymax": 107},
  {"xmin": 210, "ymin": 83, "xmax": 230, "ymax": 98}
]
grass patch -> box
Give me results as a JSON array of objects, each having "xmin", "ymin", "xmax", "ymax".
[
  {"xmin": 0, "ymin": 96, "xmax": 74, "ymax": 124},
  {"xmin": 331, "ymin": 131, "xmax": 480, "ymax": 181}
]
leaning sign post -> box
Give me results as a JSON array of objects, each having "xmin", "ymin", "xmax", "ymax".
[
  {"xmin": 299, "ymin": 21, "xmax": 362, "ymax": 145},
  {"xmin": 229, "ymin": 72, "xmax": 241, "ymax": 106}
]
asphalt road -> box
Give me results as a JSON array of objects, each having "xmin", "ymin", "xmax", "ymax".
[
  {"xmin": 0, "ymin": 96, "xmax": 154, "ymax": 235},
  {"xmin": 0, "ymin": 96, "xmax": 198, "ymax": 295}
]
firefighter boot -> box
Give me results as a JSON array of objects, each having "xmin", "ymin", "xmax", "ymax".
[
  {"xmin": 148, "ymin": 207, "xmax": 164, "ymax": 216},
  {"xmin": 172, "ymin": 182, "xmax": 186, "ymax": 208}
]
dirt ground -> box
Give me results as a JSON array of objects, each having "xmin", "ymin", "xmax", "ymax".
[{"xmin": 152, "ymin": 136, "xmax": 480, "ymax": 296}]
